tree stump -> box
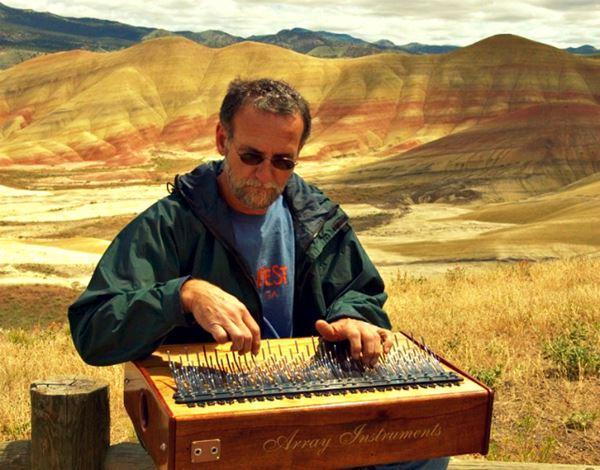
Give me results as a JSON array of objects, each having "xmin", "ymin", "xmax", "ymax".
[{"xmin": 30, "ymin": 377, "xmax": 109, "ymax": 470}]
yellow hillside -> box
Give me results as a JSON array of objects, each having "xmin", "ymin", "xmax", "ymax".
[
  {"xmin": 385, "ymin": 176, "xmax": 600, "ymax": 262},
  {"xmin": 0, "ymin": 34, "xmax": 598, "ymax": 190}
]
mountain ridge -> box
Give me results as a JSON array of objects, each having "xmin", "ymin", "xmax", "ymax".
[{"xmin": 0, "ymin": 1, "xmax": 596, "ymax": 70}]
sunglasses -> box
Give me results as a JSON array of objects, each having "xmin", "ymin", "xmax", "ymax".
[{"xmin": 238, "ymin": 152, "xmax": 297, "ymax": 171}]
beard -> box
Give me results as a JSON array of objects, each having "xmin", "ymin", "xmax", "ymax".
[{"xmin": 223, "ymin": 159, "xmax": 285, "ymax": 210}]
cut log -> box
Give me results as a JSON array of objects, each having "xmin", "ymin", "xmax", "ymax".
[{"xmin": 30, "ymin": 377, "xmax": 109, "ymax": 470}]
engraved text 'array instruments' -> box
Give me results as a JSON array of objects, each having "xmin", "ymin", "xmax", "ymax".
[{"xmin": 125, "ymin": 333, "xmax": 493, "ymax": 469}]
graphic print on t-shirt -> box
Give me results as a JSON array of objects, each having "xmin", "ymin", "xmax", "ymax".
[{"xmin": 256, "ymin": 264, "xmax": 289, "ymax": 299}]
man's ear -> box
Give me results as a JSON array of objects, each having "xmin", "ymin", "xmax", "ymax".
[{"xmin": 215, "ymin": 122, "xmax": 228, "ymax": 156}]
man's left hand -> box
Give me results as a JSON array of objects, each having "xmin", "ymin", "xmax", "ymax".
[{"xmin": 315, "ymin": 318, "xmax": 393, "ymax": 366}]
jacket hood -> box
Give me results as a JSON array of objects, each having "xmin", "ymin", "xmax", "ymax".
[{"xmin": 174, "ymin": 160, "xmax": 345, "ymax": 252}]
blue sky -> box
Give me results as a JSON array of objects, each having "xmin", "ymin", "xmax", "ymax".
[{"xmin": 3, "ymin": 0, "xmax": 599, "ymax": 48}]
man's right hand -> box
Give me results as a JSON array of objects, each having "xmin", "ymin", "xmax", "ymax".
[{"xmin": 180, "ymin": 278, "xmax": 261, "ymax": 355}]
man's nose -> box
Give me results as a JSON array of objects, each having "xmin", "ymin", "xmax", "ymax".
[{"xmin": 254, "ymin": 158, "xmax": 275, "ymax": 183}]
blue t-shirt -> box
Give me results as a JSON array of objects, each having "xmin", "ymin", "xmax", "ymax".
[{"xmin": 229, "ymin": 196, "xmax": 295, "ymax": 338}]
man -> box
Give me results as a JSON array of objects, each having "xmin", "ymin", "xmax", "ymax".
[
  {"xmin": 69, "ymin": 78, "xmax": 392, "ymax": 365},
  {"xmin": 68, "ymin": 78, "xmax": 448, "ymax": 470}
]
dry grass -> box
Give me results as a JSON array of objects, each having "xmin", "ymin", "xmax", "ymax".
[
  {"xmin": 0, "ymin": 258, "xmax": 598, "ymax": 465},
  {"xmin": 0, "ymin": 285, "xmax": 79, "ymax": 329},
  {"xmin": 0, "ymin": 285, "xmax": 136, "ymax": 444},
  {"xmin": 386, "ymin": 257, "xmax": 600, "ymax": 464}
]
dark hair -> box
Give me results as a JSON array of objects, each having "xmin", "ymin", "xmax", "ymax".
[{"xmin": 219, "ymin": 78, "xmax": 311, "ymax": 146}]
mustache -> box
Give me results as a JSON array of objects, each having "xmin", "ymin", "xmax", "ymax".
[{"xmin": 241, "ymin": 179, "xmax": 281, "ymax": 190}]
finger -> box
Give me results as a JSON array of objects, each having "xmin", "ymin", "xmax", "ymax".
[
  {"xmin": 380, "ymin": 330, "xmax": 394, "ymax": 354},
  {"xmin": 228, "ymin": 310, "xmax": 254, "ymax": 355},
  {"xmin": 224, "ymin": 322, "xmax": 245, "ymax": 352},
  {"xmin": 373, "ymin": 331, "xmax": 384, "ymax": 365},
  {"xmin": 235, "ymin": 321, "xmax": 254, "ymax": 355},
  {"xmin": 207, "ymin": 324, "xmax": 229, "ymax": 344},
  {"xmin": 315, "ymin": 319, "xmax": 341, "ymax": 341},
  {"xmin": 346, "ymin": 327, "xmax": 362, "ymax": 360},
  {"xmin": 241, "ymin": 310, "xmax": 261, "ymax": 355},
  {"xmin": 362, "ymin": 331, "xmax": 381, "ymax": 366}
]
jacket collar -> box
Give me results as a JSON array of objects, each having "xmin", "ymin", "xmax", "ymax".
[{"xmin": 175, "ymin": 159, "xmax": 346, "ymax": 254}]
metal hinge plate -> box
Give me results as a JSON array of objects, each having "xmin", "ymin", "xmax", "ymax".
[{"xmin": 191, "ymin": 439, "xmax": 221, "ymax": 463}]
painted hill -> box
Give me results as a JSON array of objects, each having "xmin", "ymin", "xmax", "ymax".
[
  {"xmin": 340, "ymin": 103, "xmax": 600, "ymax": 202},
  {"xmin": 0, "ymin": 34, "xmax": 598, "ymax": 200}
]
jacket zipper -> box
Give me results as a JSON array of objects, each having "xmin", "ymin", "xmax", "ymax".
[
  {"xmin": 172, "ymin": 176, "xmax": 264, "ymax": 323},
  {"xmin": 295, "ymin": 209, "xmax": 349, "ymax": 299}
]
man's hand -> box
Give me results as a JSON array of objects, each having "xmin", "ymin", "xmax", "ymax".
[
  {"xmin": 180, "ymin": 278, "xmax": 261, "ymax": 355},
  {"xmin": 315, "ymin": 318, "xmax": 393, "ymax": 366}
]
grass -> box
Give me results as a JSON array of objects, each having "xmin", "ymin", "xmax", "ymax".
[
  {"xmin": 542, "ymin": 323, "xmax": 600, "ymax": 380},
  {"xmin": 386, "ymin": 257, "xmax": 600, "ymax": 464},
  {"xmin": 0, "ymin": 215, "xmax": 136, "ymax": 241},
  {"xmin": 0, "ymin": 285, "xmax": 79, "ymax": 329},
  {"xmin": 50, "ymin": 214, "xmax": 135, "ymax": 240},
  {"xmin": 0, "ymin": 258, "xmax": 598, "ymax": 464}
]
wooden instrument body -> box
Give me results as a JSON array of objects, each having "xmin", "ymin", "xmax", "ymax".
[{"xmin": 124, "ymin": 334, "xmax": 493, "ymax": 469}]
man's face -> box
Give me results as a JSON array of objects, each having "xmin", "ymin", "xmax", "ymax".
[{"xmin": 216, "ymin": 105, "xmax": 304, "ymax": 214}]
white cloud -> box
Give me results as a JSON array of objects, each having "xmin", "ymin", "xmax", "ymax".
[{"xmin": 1, "ymin": 0, "xmax": 598, "ymax": 48}]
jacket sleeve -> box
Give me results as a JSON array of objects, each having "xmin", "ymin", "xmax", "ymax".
[
  {"xmin": 318, "ymin": 224, "xmax": 392, "ymax": 329},
  {"xmin": 68, "ymin": 197, "xmax": 193, "ymax": 366}
]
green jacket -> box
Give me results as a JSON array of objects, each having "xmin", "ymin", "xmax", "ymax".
[{"xmin": 68, "ymin": 161, "xmax": 390, "ymax": 366}]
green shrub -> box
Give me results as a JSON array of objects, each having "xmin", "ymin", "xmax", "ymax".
[
  {"xmin": 564, "ymin": 411, "xmax": 597, "ymax": 431},
  {"xmin": 469, "ymin": 365, "xmax": 502, "ymax": 388},
  {"xmin": 542, "ymin": 324, "xmax": 600, "ymax": 380}
]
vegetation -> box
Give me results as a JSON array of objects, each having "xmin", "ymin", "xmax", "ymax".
[
  {"xmin": 542, "ymin": 324, "xmax": 600, "ymax": 380},
  {"xmin": 0, "ymin": 258, "xmax": 598, "ymax": 464},
  {"xmin": 386, "ymin": 258, "xmax": 599, "ymax": 464}
]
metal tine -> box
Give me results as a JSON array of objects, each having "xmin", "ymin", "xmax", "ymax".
[
  {"xmin": 202, "ymin": 344, "xmax": 209, "ymax": 367},
  {"xmin": 311, "ymin": 336, "xmax": 318, "ymax": 355},
  {"xmin": 231, "ymin": 352, "xmax": 250, "ymax": 387},
  {"xmin": 250, "ymin": 353, "xmax": 266, "ymax": 385},
  {"xmin": 180, "ymin": 354, "xmax": 195, "ymax": 391},
  {"xmin": 216, "ymin": 356, "xmax": 228, "ymax": 386},
  {"xmin": 230, "ymin": 351, "xmax": 240, "ymax": 372},
  {"xmin": 167, "ymin": 351, "xmax": 188, "ymax": 393},
  {"xmin": 168, "ymin": 333, "xmax": 463, "ymax": 405},
  {"xmin": 225, "ymin": 354, "xmax": 243, "ymax": 388},
  {"xmin": 242, "ymin": 352, "xmax": 251, "ymax": 371},
  {"xmin": 213, "ymin": 348, "xmax": 219, "ymax": 369},
  {"xmin": 225, "ymin": 354, "xmax": 233, "ymax": 374}
]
